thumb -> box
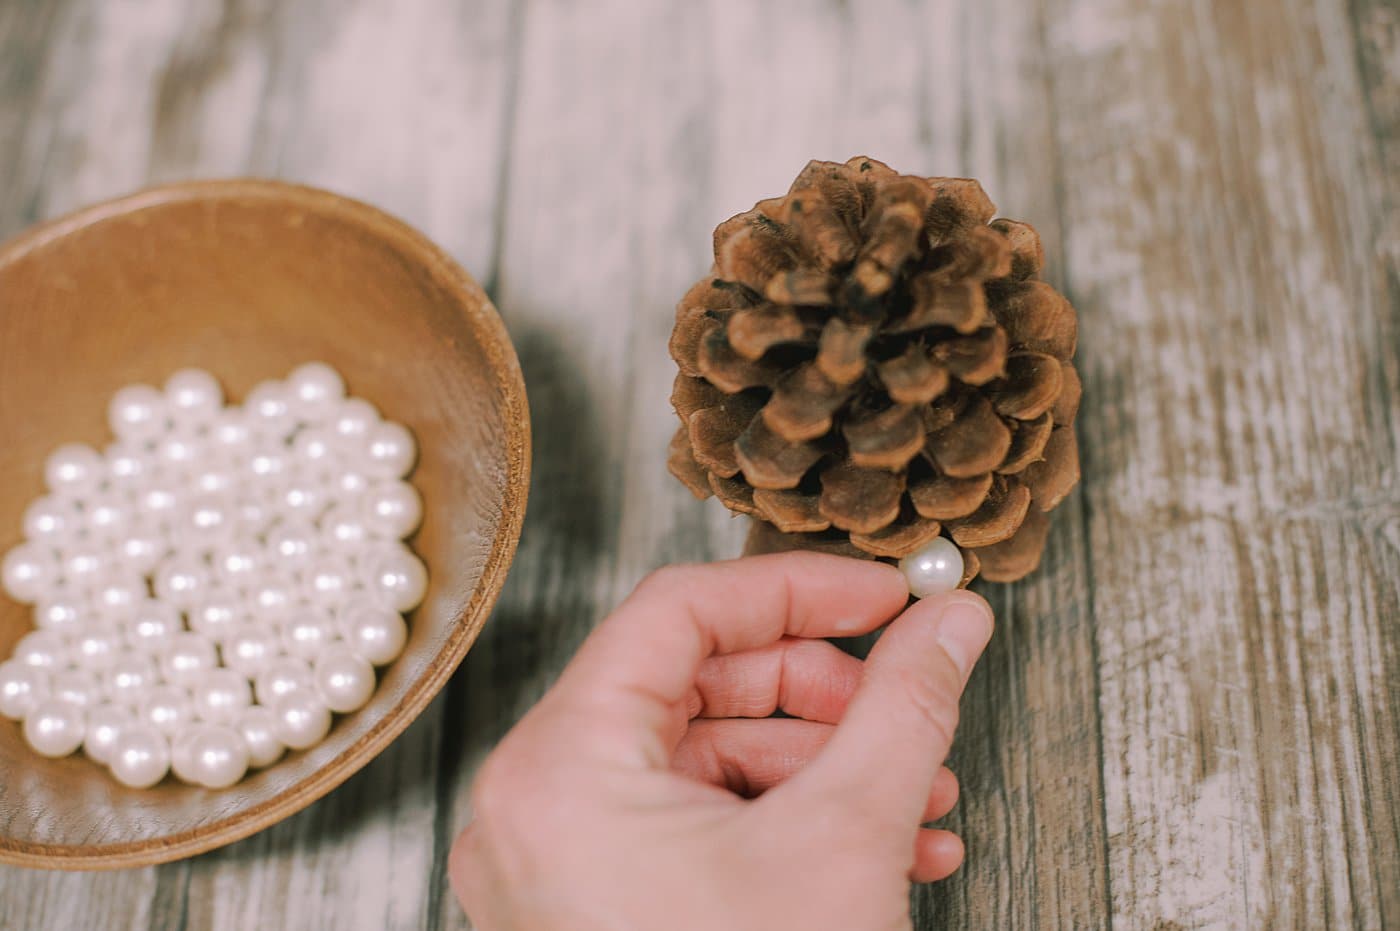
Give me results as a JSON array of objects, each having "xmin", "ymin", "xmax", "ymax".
[{"xmin": 781, "ymin": 591, "xmax": 993, "ymax": 829}]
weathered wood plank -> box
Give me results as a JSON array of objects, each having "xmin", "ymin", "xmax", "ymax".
[{"xmin": 1044, "ymin": 0, "xmax": 1400, "ymax": 927}]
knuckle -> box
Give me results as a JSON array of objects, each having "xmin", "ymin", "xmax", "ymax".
[{"xmin": 635, "ymin": 563, "xmax": 694, "ymax": 597}]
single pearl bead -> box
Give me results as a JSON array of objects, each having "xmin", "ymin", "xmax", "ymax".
[
  {"xmin": 124, "ymin": 600, "xmax": 182, "ymax": 653},
  {"xmin": 361, "ymin": 481, "xmax": 423, "ymax": 540},
  {"xmin": 34, "ymin": 589, "xmax": 88, "ymax": 639},
  {"xmin": 275, "ymin": 475, "xmax": 329, "ymax": 522},
  {"xmin": 363, "ymin": 421, "xmax": 417, "ymax": 478},
  {"xmin": 84, "ymin": 704, "xmax": 135, "ymax": 764},
  {"xmin": 899, "ymin": 537, "xmax": 966, "ymax": 600},
  {"xmin": 180, "ymin": 722, "xmax": 249, "ymax": 788},
  {"xmin": 115, "ymin": 530, "xmax": 167, "ymax": 576},
  {"xmin": 155, "ymin": 433, "xmax": 205, "ymax": 473},
  {"xmin": 208, "ymin": 408, "xmax": 256, "ymax": 453},
  {"xmin": 0, "ymin": 661, "xmax": 50, "ymax": 720},
  {"xmin": 13, "ymin": 630, "xmax": 70, "ymax": 672},
  {"xmin": 189, "ymin": 465, "xmax": 237, "ymax": 497},
  {"xmin": 209, "ymin": 537, "xmax": 261, "ymax": 587},
  {"xmin": 44, "ymin": 443, "xmax": 104, "ymax": 497},
  {"xmin": 330, "ymin": 469, "xmax": 370, "ymax": 501},
  {"xmin": 105, "ymin": 652, "xmax": 160, "ymax": 705},
  {"xmin": 302, "ymin": 553, "xmax": 356, "ymax": 608},
  {"xmin": 235, "ymin": 494, "xmax": 275, "ymax": 538},
  {"xmin": 363, "ymin": 544, "xmax": 429, "ymax": 613},
  {"xmin": 179, "ymin": 492, "xmax": 237, "ymax": 551},
  {"xmin": 190, "ymin": 668, "xmax": 251, "ymax": 724},
  {"xmin": 108, "ymin": 384, "xmax": 169, "ymax": 441},
  {"xmin": 313, "ymin": 646, "xmax": 376, "ymax": 713},
  {"xmin": 24, "ymin": 699, "xmax": 85, "ymax": 757},
  {"xmin": 254, "ymin": 656, "xmax": 313, "ymax": 706},
  {"xmin": 280, "ymin": 607, "xmax": 339, "ymax": 660},
  {"xmin": 134, "ymin": 482, "xmax": 182, "ymax": 530},
  {"xmin": 108, "ymin": 722, "xmax": 170, "ymax": 788},
  {"xmin": 103, "ymin": 441, "xmax": 151, "ymax": 490},
  {"xmin": 246, "ymin": 443, "xmax": 290, "ymax": 486},
  {"xmin": 2, "ymin": 541, "xmax": 61, "ymax": 604},
  {"xmin": 320, "ymin": 502, "xmax": 370, "ymax": 550},
  {"xmin": 22, "ymin": 495, "xmax": 79, "ymax": 545},
  {"xmin": 165, "ymin": 368, "xmax": 224, "ymax": 425},
  {"xmin": 84, "ymin": 491, "xmax": 132, "ymax": 541},
  {"xmin": 50, "ymin": 669, "xmax": 101, "ymax": 709},
  {"xmin": 72, "ymin": 626, "xmax": 124, "ymax": 670},
  {"xmin": 140, "ymin": 684, "xmax": 195, "ymax": 737},
  {"xmin": 235, "ymin": 705, "xmax": 285, "ymax": 769},
  {"xmin": 61, "ymin": 542, "xmax": 107, "ymax": 588},
  {"xmin": 292, "ymin": 426, "xmax": 338, "ymax": 471},
  {"xmin": 152, "ymin": 555, "xmax": 211, "ymax": 608},
  {"xmin": 265, "ymin": 519, "xmax": 318, "ymax": 576},
  {"xmin": 248, "ymin": 578, "xmax": 298, "ymax": 624},
  {"xmin": 159, "ymin": 632, "xmax": 218, "ymax": 687},
  {"xmin": 220, "ymin": 624, "xmax": 281, "ymax": 678},
  {"xmin": 187, "ymin": 591, "xmax": 243, "ymax": 640},
  {"xmin": 271, "ymin": 690, "xmax": 332, "ymax": 750},
  {"xmin": 339, "ymin": 603, "xmax": 408, "ymax": 666},
  {"xmin": 287, "ymin": 362, "xmax": 346, "ymax": 424},
  {"xmin": 244, "ymin": 381, "xmax": 297, "ymax": 439},
  {"xmin": 329, "ymin": 398, "xmax": 379, "ymax": 449},
  {"xmin": 92, "ymin": 574, "xmax": 147, "ymax": 620}
]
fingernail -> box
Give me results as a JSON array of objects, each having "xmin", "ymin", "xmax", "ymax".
[{"xmin": 935, "ymin": 597, "xmax": 993, "ymax": 679}]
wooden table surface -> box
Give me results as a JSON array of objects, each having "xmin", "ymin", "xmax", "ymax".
[{"xmin": 1, "ymin": 0, "xmax": 1397, "ymax": 928}]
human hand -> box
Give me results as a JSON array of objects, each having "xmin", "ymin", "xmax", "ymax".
[{"xmin": 449, "ymin": 552, "xmax": 994, "ymax": 931}]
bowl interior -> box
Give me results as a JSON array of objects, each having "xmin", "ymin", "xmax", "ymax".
[{"xmin": 0, "ymin": 182, "xmax": 528, "ymax": 867}]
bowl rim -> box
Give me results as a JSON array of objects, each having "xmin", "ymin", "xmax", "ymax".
[{"xmin": 0, "ymin": 178, "xmax": 532, "ymax": 870}]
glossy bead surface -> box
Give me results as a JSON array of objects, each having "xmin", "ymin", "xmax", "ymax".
[
  {"xmin": 898, "ymin": 537, "xmax": 966, "ymax": 600},
  {"xmin": 244, "ymin": 380, "xmax": 296, "ymax": 438},
  {"xmin": 249, "ymin": 578, "xmax": 297, "ymax": 624},
  {"xmin": 180, "ymin": 722, "xmax": 249, "ymax": 788},
  {"xmin": 271, "ymin": 691, "xmax": 332, "ymax": 750},
  {"xmin": 155, "ymin": 433, "xmax": 204, "ymax": 473},
  {"xmin": 236, "ymin": 705, "xmax": 285, "ymax": 769},
  {"xmin": 362, "ymin": 481, "xmax": 422, "ymax": 539},
  {"xmin": 44, "ymin": 443, "xmax": 104, "ymax": 497},
  {"xmin": 13, "ymin": 630, "xmax": 69, "ymax": 672},
  {"xmin": 280, "ymin": 608, "xmax": 339, "ymax": 660},
  {"xmin": 0, "ymin": 661, "xmax": 49, "ymax": 720},
  {"xmin": 105, "ymin": 653, "xmax": 159, "ymax": 705},
  {"xmin": 313, "ymin": 646, "xmax": 375, "ymax": 713},
  {"xmin": 62, "ymin": 543, "xmax": 106, "ymax": 586},
  {"xmin": 84, "ymin": 704, "xmax": 135, "ymax": 764},
  {"xmin": 24, "ymin": 699, "xmax": 85, "ymax": 757},
  {"xmin": 92, "ymin": 575, "xmax": 146, "ymax": 619},
  {"xmin": 108, "ymin": 723, "xmax": 170, "ymax": 788},
  {"xmin": 165, "ymin": 368, "xmax": 224, "ymax": 424},
  {"xmin": 320, "ymin": 503, "xmax": 370, "ymax": 550},
  {"xmin": 140, "ymin": 684, "xmax": 195, "ymax": 737},
  {"xmin": 159, "ymin": 632, "xmax": 218, "ymax": 687},
  {"xmin": 153, "ymin": 556, "xmax": 210, "ymax": 608},
  {"xmin": 124, "ymin": 600, "xmax": 182, "ymax": 652},
  {"xmin": 107, "ymin": 384, "xmax": 168, "ymax": 440},
  {"xmin": 188, "ymin": 592, "xmax": 243, "ymax": 640},
  {"xmin": 287, "ymin": 362, "xmax": 346, "ymax": 423},
  {"xmin": 2, "ymin": 542, "xmax": 60, "ymax": 604},
  {"xmin": 34, "ymin": 591, "xmax": 87, "ymax": 638},
  {"xmin": 364, "ymin": 545, "xmax": 428, "ymax": 612},
  {"xmin": 302, "ymin": 553, "xmax": 355, "ymax": 608},
  {"xmin": 329, "ymin": 398, "xmax": 379, "ymax": 448},
  {"xmin": 115, "ymin": 530, "xmax": 166, "ymax": 576},
  {"xmin": 220, "ymin": 624, "xmax": 281, "ymax": 678},
  {"xmin": 265, "ymin": 519, "xmax": 318, "ymax": 576},
  {"xmin": 292, "ymin": 426, "xmax": 337, "ymax": 469},
  {"xmin": 50, "ymin": 669, "xmax": 101, "ymax": 709},
  {"xmin": 212, "ymin": 539, "xmax": 263, "ymax": 588},
  {"xmin": 338, "ymin": 603, "xmax": 407, "ymax": 666},
  {"xmin": 254, "ymin": 656, "xmax": 313, "ymax": 706},
  {"xmin": 364, "ymin": 421, "xmax": 416, "ymax": 478},
  {"xmin": 72, "ymin": 627, "xmax": 123, "ymax": 670},
  {"xmin": 190, "ymin": 668, "xmax": 251, "ymax": 723},
  {"xmin": 22, "ymin": 495, "xmax": 78, "ymax": 545},
  {"xmin": 84, "ymin": 492, "xmax": 132, "ymax": 541},
  {"xmin": 103, "ymin": 442, "xmax": 150, "ymax": 489}
]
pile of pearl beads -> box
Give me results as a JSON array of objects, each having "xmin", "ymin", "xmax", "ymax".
[{"xmin": 0, "ymin": 363, "xmax": 426, "ymax": 790}]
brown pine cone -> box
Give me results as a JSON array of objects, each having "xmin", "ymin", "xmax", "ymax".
[{"xmin": 667, "ymin": 156, "xmax": 1080, "ymax": 583}]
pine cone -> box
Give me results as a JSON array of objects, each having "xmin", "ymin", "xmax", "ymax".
[{"xmin": 667, "ymin": 156, "xmax": 1081, "ymax": 583}]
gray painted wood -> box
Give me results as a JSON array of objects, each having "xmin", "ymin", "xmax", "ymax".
[{"xmin": 0, "ymin": 0, "xmax": 1396, "ymax": 928}]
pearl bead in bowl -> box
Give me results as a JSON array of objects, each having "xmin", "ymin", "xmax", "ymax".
[
  {"xmin": 361, "ymin": 481, "xmax": 422, "ymax": 540},
  {"xmin": 177, "ymin": 722, "xmax": 249, "ymax": 788},
  {"xmin": 123, "ymin": 599, "xmax": 183, "ymax": 653},
  {"xmin": 287, "ymin": 362, "xmax": 346, "ymax": 423},
  {"xmin": 159, "ymin": 632, "xmax": 218, "ymax": 688},
  {"xmin": 190, "ymin": 668, "xmax": 252, "ymax": 724},
  {"xmin": 140, "ymin": 684, "xmax": 196, "ymax": 737},
  {"xmin": 220, "ymin": 623, "xmax": 281, "ymax": 678},
  {"xmin": 92, "ymin": 574, "xmax": 147, "ymax": 620},
  {"xmin": 108, "ymin": 722, "xmax": 170, "ymax": 788},
  {"xmin": 105, "ymin": 652, "xmax": 160, "ymax": 705},
  {"xmin": 72, "ymin": 626, "xmax": 124, "ymax": 671},
  {"xmin": 254, "ymin": 656, "xmax": 313, "ymax": 706},
  {"xmin": 34, "ymin": 589, "xmax": 88, "ymax": 639},
  {"xmin": 153, "ymin": 555, "xmax": 211, "ymax": 609},
  {"xmin": 236, "ymin": 705, "xmax": 285, "ymax": 769},
  {"xmin": 244, "ymin": 380, "xmax": 297, "ymax": 439},
  {"xmin": 44, "ymin": 443, "xmax": 104, "ymax": 498},
  {"xmin": 22, "ymin": 494, "xmax": 79, "ymax": 545},
  {"xmin": 0, "ymin": 661, "xmax": 50, "ymax": 720},
  {"xmin": 271, "ymin": 690, "xmax": 332, "ymax": 750},
  {"xmin": 313, "ymin": 646, "xmax": 376, "ymax": 713},
  {"xmin": 84, "ymin": 704, "xmax": 136, "ymax": 764},
  {"xmin": 103, "ymin": 441, "xmax": 151, "ymax": 490},
  {"xmin": 363, "ymin": 544, "xmax": 429, "ymax": 613},
  {"xmin": 165, "ymin": 368, "xmax": 224, "ymax": 425},
  {"xmin": 13, "ymin": 630, "xmax": 70, "ymax": 673},
  {"xmin": 107, "ymin": 384, "xmax": 169, "ymax": 441},
  {"xmin": 320, "ymin": 502, "xmax": 370, "ymax": 550},
  {"xmin": 329, "ymin": 398, "xmax": 379, "ymax": 449},
  {"xmin": 302, "ymin": 553, "xmax": 356, "ymax": 609},
  {"xmin": 338, "ymin": 603, "xmax": 407, "ymax": 666},
  {"xmin": 23, "ymin": 699, "xmax": 85, "ymax": 757},
  {"xmin": 2, "ymin": 541, "xmax": 61, "ymax": 604},
  {"xmin": 50, "ymin": 669, "xmax": 102, "ymax": 709}
]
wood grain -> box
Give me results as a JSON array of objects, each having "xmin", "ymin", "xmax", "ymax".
[{"xmin": 0, "ymin": 0, "xmax": 1396, "ymax": 928}]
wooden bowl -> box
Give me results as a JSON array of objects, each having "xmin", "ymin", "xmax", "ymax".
[{"xmin": 0, "ymin": 180, "xmax": 530, "ymax": 869}]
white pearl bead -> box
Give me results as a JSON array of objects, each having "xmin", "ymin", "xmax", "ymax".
[
  {"xmin": 339, "ymin": 603, "xmax": 408, "ymax": 666},
  {"xmin": 235, "ymin": 705, "xmax": 285, "ymax": 769},
  {"xmin": 235, "ymin": 494, "xmax": 275, "ymax": 538},
  {"xmin": 2, "ymin": 541, "xmax": 61, "ymax": 604},
  {"xmin": 292, "ymin": 426, "xmax": 338, "ymax": 470},
  {"xmin": 254, "ymin": 656, "xmax": 313, "ymax": 706},
  {"xmin": 44, "ymin": 443, "xmax": 104, "ymax": 497},
  {"xmin": 899, "ymin": 537, "xmax": 966, "ymax": 600},
  {"xmin": 13, "ymin": 630, "xmax": 70, "ymax": 672},
  {"xmin": 103, "ymin": 441, "xmax": 151, "ymax": 490},
  {"xmin": 246, "ymin": 442, "xmax": 290, "ymax": 485},
  {"xmin": 363, "ymin": 421, "xmax": 416, "ymax": 478},
  {"xmin": 34, "ymin": 589, "xmax": 88, "ymax": 639},
  {"xmin": 180, "ymin": 492, "xmax": 237, "ymax": 551},
  {"xmin": 134, "ymin": 483, "xmax": 181, "ymax": 529},
  {"xmin": 108, "ymin": 384, "xmax": 169, "ymax": 441},
  {"xmin": 361, "ymin": 481, "xmax": 422, "ymax": 540},
  {"xmin": 313, "ymin": 646, "xmax": 376, "ymax": 713},
  {"xmin": 248, "ymin": 578, "xmax": 298, "ymax": 624},
  {"xmin": 72, "ymin": 626, "xmax": 123, "ymax": 670},
  {"xmin": 92, "ymin": 574, "xmax": 147, "ymax": 619},
  {"xmin": 123, "ymin": 600, "xmax": 182, "ymax": 652},
  {"xmin": 23, "ymin": 699, "xmax": 85, "ymax": 757},
  {"xmin": 115, "ymin": 530, "xmax": 167, "ymax": 576},
  {"xmin": 208, "ymin": 408, "xmax": 256, "ymax": 452},
  {"xmin": 108, "ymin": 723, "xmax": 170, "ymax": 788},
  {"xmin": 179, "ymin": 722, "xmax": 249, "ymax": 788},
  {"xmin": 0, "ymin": 661, "xmax": 49, "ymax": 720},
  {"xmin": 61, "ymin": 542, "xmax": 107, "ymax": 587},
  {"xmin": 330, "ymin": 469, "xmax": 370, "ymax": 501},
  {"xmin": 189, "ymin": 465, "xmax": 237, "ymax": 496},
  {"xmin": 50, "ymin": 669, "xmax": 101, "ymax": 709},
  {"xmin": 244, "ymin": 381, "xmax": 297, "ymax": 439},
  {"xmin": 280, "ymin": 608, "xmax": 339, "ymax": 660},
  {"xmin": 155, "ymin": 433, "xmax": 205, "ymax": 473},
  {"xmin": 159, "ymin": 632, "xmax": 218, "ymax": 687},
  {"xmin": 320, "ymin": 502, "xmax": 370, "ymax": 550},
  {"xmin": 169, "ymin": 728, "xmax": 200, "ymax": 784},
  {"xmin": 363, "ymin": 544, "xmax": 429, "ymax": 612},
  {"xmin": 190, "ymin": 668, "xmax": 251, "ymax": 724},
  {"xmin": 84, "ymin": 491, "xmax": 132, "ymax": 541},
  {"xmin": 271, "ymin": 690, "xmax": 332, "ymax": 750},
  {"xmin": 186, "ymin": 594, "xmax": 242, "ymax": 641},
  {"xmin": 22, "ymin": 495, "xmax": 79, "ymax": 545},
  {"xmin": 220, "ymin": 624, "xmax": 281, "ymax": 678},
  {"xmin": 265, "ymin": 519, "xmax": 318, "ymax": 576},
  {"xmin": 287, "ymin": 362, "xmax": 346, "ymax": 424},
  {"xmin": 105, "ymin": 652, "xmax": 159, "ymax": 705},
  {"xmin": 274, "ymin": 475, "xmax": 329, "ymax": 521},
  {"xmin": 153, "ymin": 555, "xmax": 210, "ymax": 608},
  {"xmin": 329, "ymin": 398, "xmax": 379, "ymax": 449},
  {"xmin": 84, "ymin": 704, "xmax": 135, "ymax": 764},
  {"xmin": 302, "ymin": 553, "xmax": 355, "ymax": 608},
  {"xmin": 140, "ymin": 684, "xmax": 195, "ymax": 737},
  {"xmin": 165, "ymin": 368, "xmax": 224, "ymax": 425}
]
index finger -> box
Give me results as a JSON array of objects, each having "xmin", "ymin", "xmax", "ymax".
[{"xmin": 546, "ymin": 553, "xmax": 909, "ymax": 764}]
